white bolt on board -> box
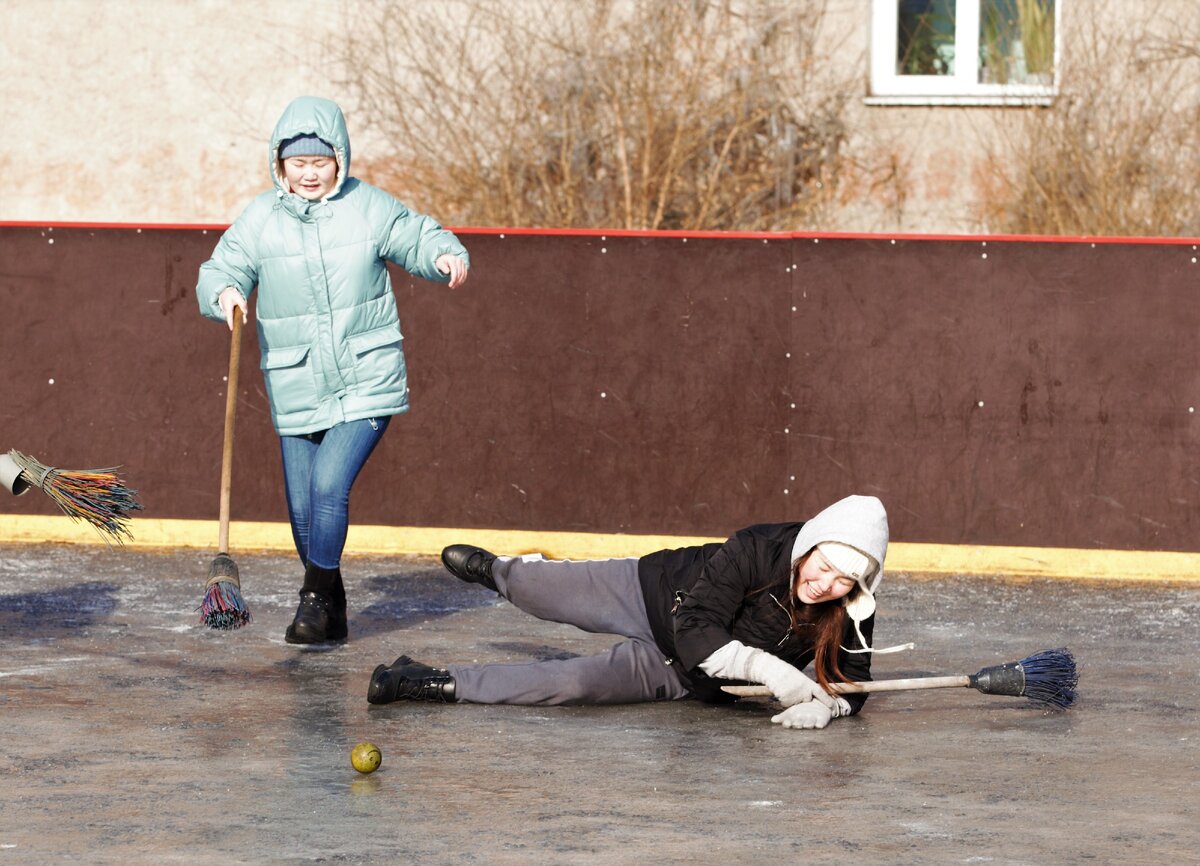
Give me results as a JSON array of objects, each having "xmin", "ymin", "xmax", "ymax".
[
  {"xmin": 981, "ymin": 253, "xmax": 988, "ymax": 259},
  {"xmin": 977, "ymin": 400, "xmax": 985, "ymax": 407},
  {"xmin": 600, "ymin": 391, "xmax": 607, "ymax": 398},
  {"xmin": 48, "ymin": 378, "xmax": 55, "ymax": 385},
  {"xmin": 48, "ymin": 238, "xmax": 54, "ymax": 244},
  {"xmin": 601, "ymin": 248, "xmax": 607, "ymax": 253}
]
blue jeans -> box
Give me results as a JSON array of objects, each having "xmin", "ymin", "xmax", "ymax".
[{"xmin": 279, "ymin": 417, "xmax": 390, "ymax": 570}]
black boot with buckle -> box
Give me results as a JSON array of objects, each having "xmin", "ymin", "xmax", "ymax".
[
  {"xmin": 367, "ymin": 655, "xmax": 455, "ymax": 704},
  {"xmin": 285, "ymin": 563, "xmax": 346, "ymax": 644},
  {"xmin": 440, "ymin": 544, "xmax": 498, "ymax": 591}
]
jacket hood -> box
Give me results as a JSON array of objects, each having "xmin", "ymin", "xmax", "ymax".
[
  {"xmin": 790, "ymin": 495, "xmax": 906, "ymax": 653},
  {"xmin": 270, "ymin": 96, "xmax": 351, "ymax": 199}
]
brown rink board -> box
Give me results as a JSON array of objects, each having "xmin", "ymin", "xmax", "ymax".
[
  {"xmin": 1, "ymin": 225, "xmax": 1197, "ymax": 550},
  {"xmin": 789, "ymin": 236, "xmax": 1200, "ymax": 549}
]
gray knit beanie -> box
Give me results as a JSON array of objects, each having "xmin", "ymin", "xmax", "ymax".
[{"xmin": 279, "ymin": 134, "xmax": 335, "ymax": 160}]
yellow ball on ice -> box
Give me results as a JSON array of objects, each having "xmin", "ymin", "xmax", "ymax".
[{"xmin": 351, "ymin": 741, "xmax": 382, "ymax": 774}]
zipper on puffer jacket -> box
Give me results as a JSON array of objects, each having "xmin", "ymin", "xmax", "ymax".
[{"xmin": 769, "ymin": 592, "xmax": 792, "ymax": 647}]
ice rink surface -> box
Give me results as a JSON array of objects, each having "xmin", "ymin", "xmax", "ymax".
[{"xmin": 2, "ymin": 543, "xmax": 1197, "ymax": 865}]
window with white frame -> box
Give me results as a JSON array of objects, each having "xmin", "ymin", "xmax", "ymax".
[{"xmin": 868, "ymin": 0, "xmax": 1060, "ymax": 105}]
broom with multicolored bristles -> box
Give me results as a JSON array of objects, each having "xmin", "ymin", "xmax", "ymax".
[
  {"xmin": 2, "ymin": 449, "xmax": 143, "ymax": 544},
  {"xmin": 722, "ymin": 647, "xmax": 1079, "ymax": 710},
  {"xmin": 199, "ymin": 314, "xmax": 251, "ymax": 630}
]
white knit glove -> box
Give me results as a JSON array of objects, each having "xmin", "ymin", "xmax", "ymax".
[
  {"xmin": 699, "ymin": 641, "xmax": 834, "ymax": 709},
  {"xmin": 772, "ymin": 697, "xmax": 852, "ymax": 730},
  {"xmin": 746, "ymin": 649, "xmax": 835, "ymax": 708}
]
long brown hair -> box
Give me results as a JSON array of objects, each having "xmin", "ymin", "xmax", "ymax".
[{"xmin": 787, "ymin": 558, "xmax": 860, "ymax": 690}]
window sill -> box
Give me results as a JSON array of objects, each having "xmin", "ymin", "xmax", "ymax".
[{"xmin": 865, "ymin": 93, "xmax": 1057, "ymax": 107}]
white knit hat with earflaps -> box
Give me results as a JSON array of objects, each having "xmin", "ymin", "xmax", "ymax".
[{"xmin": 791, "ymin": 496, "xmax": 913, "ymax": 655}]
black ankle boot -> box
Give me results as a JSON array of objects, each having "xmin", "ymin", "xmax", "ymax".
[
  {"xmin": 285, "ymin": 563, "xmax": 345, "ymax": 644},
  {"xmin": 326, "ymin": 569, "xmax": 348, "ymax": 642},
  {"xmin": 367, "ymin": 655, "xmax": 455, "ymax": 704},
  {"xmin": 441, "ymin": 544, "xmax": 498, "ymax": 591}
]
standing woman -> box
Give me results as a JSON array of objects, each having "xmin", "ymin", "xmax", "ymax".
[
  {"xmin": 369, "ymin": 495, "xmax": 910, "ymax": 730},
  {"xmin": 196, "ymin": 96, "xmax": 470, "ymax": 644}
]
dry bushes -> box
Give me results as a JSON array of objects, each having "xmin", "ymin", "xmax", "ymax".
[
  {"xmin": 332, "ymin": 0, "xmax": 857, "ymax": 231},
  {"xmin": 975, "ymin": 3, "xmax": 1200, "ymax": 237}
]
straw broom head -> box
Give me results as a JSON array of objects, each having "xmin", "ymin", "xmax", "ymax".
[{"xmin": 6, "ymin": 449, "xmax": 143, "ymax": 545}]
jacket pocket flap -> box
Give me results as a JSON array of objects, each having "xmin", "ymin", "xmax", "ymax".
[
  {"xmin": 261, "ymin": 345, "xmax": 311, "ymax": 370},
  {"xmin": 349, "ymin": 324, "xmax": 403, "ymax": 355}
]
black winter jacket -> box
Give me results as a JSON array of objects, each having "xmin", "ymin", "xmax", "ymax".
[{"xmin": 637, "ymin": 521, "xmax": 874, "ymax": 711}]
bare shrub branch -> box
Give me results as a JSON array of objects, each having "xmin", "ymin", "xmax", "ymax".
[
  {"xmin": 331, "ymin": 0, "xmax": 861, "ymax": 231},
  {"xmin": 975, "ymin": 1, "xmax": 1200, "ymax": 237}
]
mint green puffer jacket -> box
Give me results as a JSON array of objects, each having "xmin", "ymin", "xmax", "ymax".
[{"xmin": 196, "ymin": 96, "xmax": 470, "ymax": 436}]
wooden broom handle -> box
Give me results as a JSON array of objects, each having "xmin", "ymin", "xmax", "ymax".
[
  {"xmin": 722, "ymin": 676, "xmax": 971, "ymax": 698},
  {"xmin": 218, "ymin": 315, "xmax": 243, "ymax": 553}
]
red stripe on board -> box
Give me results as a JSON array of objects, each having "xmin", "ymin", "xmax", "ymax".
[
  {"xmin": 465, "ymin": 226, "xmax": 1200, "ymax": 245},
  {"xmin": 461, "ymin": 225, "xmax": 792, "ymax": 240},
  {"xmin": 0, "ymin": 220, "xmax": 229, "ymax": 232}
]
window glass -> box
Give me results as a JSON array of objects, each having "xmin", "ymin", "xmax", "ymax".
[
  {"xmin": 897, "ymin": 0, "xmax": 957, "ymax": 76},
  {"xmin": 871, "ymin": 0, "xmax": 1059, "ymax": 104},
  {"xmin": 980, "ymin": 0, "xmax": 1056, "ymax": 85}
]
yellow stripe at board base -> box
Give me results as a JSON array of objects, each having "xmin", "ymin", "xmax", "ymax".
[{"xmin": 1, "ymin": 515, "xmax": 1199, "ymax": 584}]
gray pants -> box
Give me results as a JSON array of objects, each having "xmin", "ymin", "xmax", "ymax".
[{"xmin": 447, "ymin": 556, "xmax": 690, "ymax": 705}]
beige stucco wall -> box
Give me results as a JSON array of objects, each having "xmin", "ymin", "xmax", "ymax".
[
  {"xmin": 1, "ymin": 0, "xmax": 371, "ymax": 225},
  {"xmin": 3, "ymin": 0, "xmax": 1195, "ymax": 233}
]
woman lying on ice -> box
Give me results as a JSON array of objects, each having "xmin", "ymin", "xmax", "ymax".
[{"xmin": 368, "ymin": 494, "xmax": 908, "ymax": 730}]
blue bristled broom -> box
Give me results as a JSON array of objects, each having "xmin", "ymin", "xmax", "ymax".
[{"xmin": 722, "ymin": 647, "xmax": 1079, "ymax": 710}]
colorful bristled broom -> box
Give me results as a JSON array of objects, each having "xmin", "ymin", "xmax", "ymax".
[
  {"xmin": 199, "ymin": 314, "xmax": 251, "ymax": 630},
  {"xmin": 2, "ymin": 449, "xmax": 143, "ymax": 544},
  {"xmin": 722, "ymin": 647, "xmax": 1079, "ymax": 710}
]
